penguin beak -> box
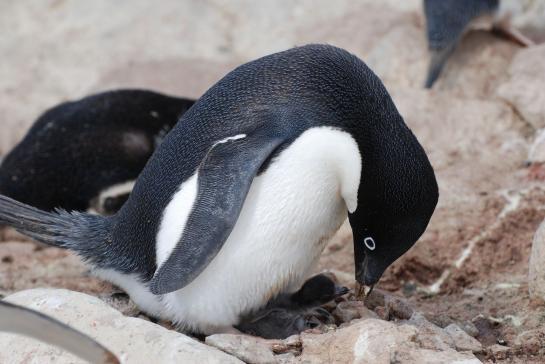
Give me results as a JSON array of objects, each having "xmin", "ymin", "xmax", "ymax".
[
  {"xmin": 355, "ymin": 282, "xmax": 374, "ymax": 300},
  {"xmin": 355, "ymin": 253, "xmax": 375, "ymax": 300}
]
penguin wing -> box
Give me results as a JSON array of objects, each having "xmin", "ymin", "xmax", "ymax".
[{"xmin": 150, "ymin": 130, "xmax": 286, "ymax": 294}]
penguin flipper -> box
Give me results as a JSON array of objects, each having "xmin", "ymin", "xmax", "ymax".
[{"xmin": 150, "ymin": 130, "xmax": 286, "ymax": 294}]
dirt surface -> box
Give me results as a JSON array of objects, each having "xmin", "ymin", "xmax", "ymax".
[{"xmin": 2, "ymin": 1, "xmax": 545, "ymax": 363}]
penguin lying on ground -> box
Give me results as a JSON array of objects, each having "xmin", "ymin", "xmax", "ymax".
[
  {"xmin": 237, "ymin": 274, "xmax": 349, "ymax": 339},
  {"xmin": 423, "ymin": 0, "xmax": 535, "ymax": 88},
  {"xmin": 0, "ymin": 89, "xmax": 195, "ymax": 215},
  {"xmin": 0, "ymin": 44, "xmax": 439, "ymax": 335}
]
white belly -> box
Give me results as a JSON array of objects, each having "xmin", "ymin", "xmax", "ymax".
[{"xmin": 97, "ymin": 127, "xmax": 362, "ymax": 334}]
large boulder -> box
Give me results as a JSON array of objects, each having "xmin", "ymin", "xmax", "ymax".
[{"xmin": 0, "ymin": 289, "xmax": 241, "ymax": 364}]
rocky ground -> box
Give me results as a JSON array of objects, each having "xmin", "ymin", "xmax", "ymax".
[{"xmin": 1, "ymin": 1, "xmax": 545, "ymax": 363}]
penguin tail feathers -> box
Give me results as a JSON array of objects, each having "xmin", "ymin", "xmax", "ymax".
[{"xmin": 0, "ymin": 194, "xmax": 108, "ymax": 252}]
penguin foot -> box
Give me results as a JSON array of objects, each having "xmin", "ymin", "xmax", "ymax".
[{"xmin": 492, "ymin": 19, "xmax": 535, "ymax": 47}]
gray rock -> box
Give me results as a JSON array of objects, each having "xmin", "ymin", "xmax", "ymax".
[
  {"xmin": 443, "ymin": 324, "xmax": 483, "ymax": 353},
  {"xmin": 407, "ymin": 313, "xmax": 455, "ymax": 351},
  {"xmin": 297, "ymin": 318, "xmax": 480, "ymax": 364},
  {"xmin": 275, "ymin": 353, "xmax": 297, "ymax": 364},
  {"xmin": 459, "ymin": 321, "xmax": 479, "ymax": 338},
  {"xmin": 332, "ymin": 300, "xmax": 378, "ymax": 324},
  {"xmin": 205, "ymin": 334, "xmax": 277, "ymax": 364},
  {"xmin": 529, "ymin": 218, "xmax": 545, "ymax": 303},
  {"xmin": 0, "ymin": 289, "xmax": 242, "ymax": 364},
  {"xmin": 390, "ymin": 348, "xmax": 482, "ymax": 364},
  {"xmin": 498, "ymin": 44, "xmax": 545, "ymax": 129}
]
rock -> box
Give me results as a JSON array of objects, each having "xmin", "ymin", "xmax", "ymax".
[
  {"xmin": 406, "ymin": 313, "xmax": 455, "ymax": 351},
  {"xmin": 332, "ymin": 301, "xmax": 378, "ymax": 324},
  {"xmin": 205, "ymin": 334, "xmax": 277, "ymax": 364},
  {"xmin": 514, "ymin": 329, "xmax": 545, "ymax": 356},
  {"xmin": 275, "ymin": 353, "xmax": 296, "ymax": 364},
  {"xmin": 527, "ymin": 129, "xmax": 545, "ymax": 164},
  {"xmin": 390, "ymin": 348, "xmax": 481, "ymax": 364},
  {"xmin": 529, "ymin": 218, "xmax": 545, "ymax": 303},
  {"xmin": 363, "ymin": 289, "xmax": 414, "ymax": 320},
  {"xmin": 392, "ymin": 90, "xmax": 527, "ymax": 177},
  {"xmin": 501, "ymin": 0, "xmax": 545, "ymax": 43},
  {"xmin": 498, "ymin": 44, "xmax": 545, "ymax": 129},
  {"xmin": 443, "ymin": 324, "xmax": 483, "ymax": 353},
  {"xmin": 271, "ymin": 334, "xmax": 302, "ymax": 356},
  {"xmin": 365, "ymin": 21, "xmax": 428, "ymax": 91},
  {"xmin": 0, "ymin": 289, "xmax": 242, "ymax": 364},
  {"xmin": 487, "ymin": 344, "xmax": 511, "ymax": 360},
  {"xmin": 366, "ymin": 21, "xmax": 518, "ymax": 98},
  {"xmin": 459, "ymin": 321, "xmax": 479, "ymax": 338},
  {"xmin": 298, "ymin": 318, "xmax": 480, "ymax": 364}
]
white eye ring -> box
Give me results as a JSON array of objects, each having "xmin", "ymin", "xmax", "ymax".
[{"xmin": 364, "ymin": 237, "xmax": 376, "ymax": 251}]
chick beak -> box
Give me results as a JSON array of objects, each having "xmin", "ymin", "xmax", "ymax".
[{"xmin": 355, "ymin": 282, "xmax": 374, "ymax": 301}]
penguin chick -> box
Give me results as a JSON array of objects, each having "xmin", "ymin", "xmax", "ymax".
[
  {"xmin": 423, "ymin": 0, "xmax": 500, "ymax": 88},
  {"xmin": 0, "ymin": 301, "xmax": 119, "ymax": 363},
  {"xmin": 270, "ymin": 273, "xmax": 349, "ymax": 310},
  {"xmin": 237, "ymin": 274, "xmax": 348, "ymax": 339},
  {"xmin": 0, "ymin": 44, "xmax": 438, "ymax": 335},
  {"xmin": 236, "ymin": 308, "xmax": 320, "ymax": 340},
  {"xmin": 0, "ymin": 89, "xmax": 195, "ymax": 214}
]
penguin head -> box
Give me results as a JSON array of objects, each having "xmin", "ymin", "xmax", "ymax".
[
  {"xmin": 350, "ymin": 211, "xmax": 436, "ymax": 287},
  {"xmin": 347, "ymin": 114, "xmax": 439, "ymax": 288},
  {"xmin": 290, "ymin": 274, "xmax": 349, "ymax": 308}
]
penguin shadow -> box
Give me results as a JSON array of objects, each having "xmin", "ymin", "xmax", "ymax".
[{"xmin": 235, "ymin": 274, "xmax": 349, "ymax": 339}]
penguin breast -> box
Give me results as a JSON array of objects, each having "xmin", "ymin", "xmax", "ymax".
[{"xmin": 160, "ymin": 126, "xmax": 362, "ymax": 333}]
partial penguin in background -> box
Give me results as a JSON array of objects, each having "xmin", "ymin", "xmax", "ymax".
[
  {"xmin": 423, "ymin": 0, "xmax": 535, "ymax": 88},
  {"xmin": 0, "ymin": 90, "xmax": 195, "ymax": 215}
]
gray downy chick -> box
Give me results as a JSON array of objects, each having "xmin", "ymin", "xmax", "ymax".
[{"xmin": 237, "ymin": 274, "xmax": 349, "ymax": 339}]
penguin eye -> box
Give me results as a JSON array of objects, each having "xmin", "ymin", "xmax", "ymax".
[{"xmin": 364, "ymin": 237, "xmax": 376, "ymax": 251}]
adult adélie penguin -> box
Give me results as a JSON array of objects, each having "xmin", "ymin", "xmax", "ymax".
[{"xmin": 0, "ymin": 44, "xmax": 439, "ymax": 335}]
